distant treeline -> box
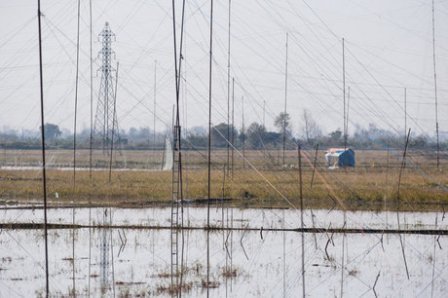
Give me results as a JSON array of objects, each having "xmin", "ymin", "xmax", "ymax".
[{"xmin": 0, "ymin": 112, "xmax": 446, "ymax": 151}]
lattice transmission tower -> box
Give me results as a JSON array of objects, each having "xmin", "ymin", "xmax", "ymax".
[
  {"xmin": 94, "ymin": 22, "xmax": 116, "ymax": 295},
  {"xmin": 94, "ymin": 22, "xmax": 120, "ymax": 153}
]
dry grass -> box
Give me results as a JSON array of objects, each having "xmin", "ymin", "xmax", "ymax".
[
  {"xmin": 201, "ymin": 280, "xmax": 220, "ymax": 289},
  {"xmin": 221, "ymin": 267, "xmax": 238, "ymax": 279},
  {"xmin": 156, "ymin": 282, "xmax": 192, "ymax": 295},
  {"xmin": 0, "ymin": 149, "xmax": 447, "ymax": 211}
]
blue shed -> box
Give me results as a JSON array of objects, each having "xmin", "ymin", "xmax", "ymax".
[{"xmin": 325, "ymin": 148, "xmax": 355, "ymax": 168}]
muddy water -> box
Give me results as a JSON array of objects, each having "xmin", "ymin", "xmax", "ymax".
[{"xmin": 0, "ymin": 207, "xmax": 447, "ymax": 297}]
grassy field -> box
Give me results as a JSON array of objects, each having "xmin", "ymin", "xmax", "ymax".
[{"xmin": 0, "ymin": 148, "xmax": 447, "ymax": 211}]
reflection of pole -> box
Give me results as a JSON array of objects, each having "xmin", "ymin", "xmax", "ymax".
[
  {"xmin": 340, "ymin": 198, "xmax": 347, "ymax": 298},
  {"xmin": 230, "ymin": 209, "xmax": 234, "ymax": 291},
  {"xmin": 298, "ymin": 144, "xmax": 305, "ymax": 297},
  {"xmin": 207, "ymin": 229, "xmax": 210, "ymax": 297},
  {"xmin": 100, "ymin": 212, "xmax": 110, "ymax": 292},
  {"xmin": 109, "ymin": 213, "xmax": 116, "ymax": 298},
  {"xmin": 430, "ymin": 215, "xmax": 438, "ymax": 297},
  {"xmin": 282, "ymin": 210, "xmax": 286, "ymax": 298},
  {"xmin": 340, "ymin": 220, "xmax": 346, "ymax": 298}
]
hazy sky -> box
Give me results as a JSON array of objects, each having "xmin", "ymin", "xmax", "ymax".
[{"xmin": 0, "ymin": 0, "xmax": 447, "ymax": 138}]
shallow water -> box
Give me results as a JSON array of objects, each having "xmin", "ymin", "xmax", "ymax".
[
  {"xmin": 0, "ymin": 207, "xmax": 447, "ymax": 297},
  {"xmin": 1, "ymin": 206, "xmax": 446, "ymax": 230}
]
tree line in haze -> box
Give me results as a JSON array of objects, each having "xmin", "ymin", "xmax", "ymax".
[{"xmin": 0, "ymin": 111, "xmax": 445, "ymax": 150}]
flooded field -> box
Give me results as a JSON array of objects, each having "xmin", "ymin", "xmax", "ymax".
[{"xmin": 0, "ymin": 207, "xmax": 447, "ymax": 297}]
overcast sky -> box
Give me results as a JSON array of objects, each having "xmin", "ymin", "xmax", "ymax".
[{"xmin": 0, "ymin": 0, "xmax": 447, "ymax": 138}]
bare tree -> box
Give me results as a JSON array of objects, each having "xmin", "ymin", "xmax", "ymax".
[{"xmin": 301, "ymin": 109, "xmax": 322, "ymax": 144}]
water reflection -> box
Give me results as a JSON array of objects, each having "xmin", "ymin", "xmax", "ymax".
[{"xmin": 0, "ymin": 217, "xmax": 446, "ymax": 297}]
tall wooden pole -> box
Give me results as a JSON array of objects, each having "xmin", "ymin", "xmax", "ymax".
[
  {"xmin": 282, "ymin": 33, "xmax": 288, "ymax": 165},
  {"xmin": 207, "ymin": 1, "xmax": 214, "ymax": 296},
  {"xmin": 242, "ymin": 96, "xmax": 245, "ymax": 169},
  {"xmin": 342, "ymin": 38, "xmax": 347, "ymax": 149},
  {"xmin": 231, "ymin": 78, "xmax": 235, "ymax": 177},
  {"xmin": 154, "ymin": 60, "xmax": 157, "ymax": 149},
  {"xmin": 404, "ymin": 88, "xmax": 407, "ymax": 145},
  {"xmin": 207, "ymin": 0, "xmax": 214, "ymax": 226},
  {"xmin": 431, "ymin": 0, "xmax": 440, "ymax": 169},
  {"xmin": 226, "ymin": 0, "xmax": 231, "ymax": 176},
  {"xmin": 37, "ymin": 0, "xmax": 49, "ymax": 295}
]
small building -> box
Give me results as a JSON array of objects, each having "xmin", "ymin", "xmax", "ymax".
[{"xmin": 325, "ymin": 148, "xmax": 355, "ymax": 169}]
